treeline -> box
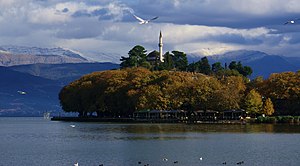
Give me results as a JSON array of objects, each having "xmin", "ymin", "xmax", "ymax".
[
  {"xmin": 59, "ymin": 67, "xmax": 300, "ymax": 117},
  {"xmin": 120, "ymin": 45, "xmax": 253, "ymax": 78}
]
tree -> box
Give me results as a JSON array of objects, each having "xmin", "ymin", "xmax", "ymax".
[
  {"xmin": 209, "ymin": 76, "xmax": 246, "ymax": 111},
  {"xmin": 241, "ymin": 66, "xmax": 253, "ymax": 77},
  {"xmin": 243, "ymin": 89, "xmax": 263, "ymax": 116},
  {"xmin": 262, "ymin": 98, "xmax": 274, "ymax": 116},
  {"xmin": 228, "ymin": 61, "xmax": 238, "ymax": 71},
  {"xmin": 199, "ymin": 57, "xmax": 211, "ymax": 75},
  {"xmin": 228, "ymin": 61, "xmax": 252, "ymax": 77},
  {"xmin": 120, "ymin": 45, "xmax": 148, "ymax": 68},
  {"xmin": 260, "ymin": 71, "xmax": 300, "ymax": 115},
  {"xmin": 187, "ymin": 62, "xmax": 198, "ymax": 72},
  {"xmin": 147, "ymin": 50, "xmax": 160, "ymax": 70},
  {"xmin": 188, "ymin": 57, "xmax": 212, "ymax": 74},
  {"xmin": 212, "ymin": 62, "xmax": 223, "ymax": 73},
  {"xmin": 158, "ymin": 52, "xmax": 174, "ymax": 70},
  {"xmin": 248, "ymin": 76, "xmax": 265, "ymax": 96},
  {"xmin": 172, "ymin": 51, "xmax": 188, "ymax": 71}
]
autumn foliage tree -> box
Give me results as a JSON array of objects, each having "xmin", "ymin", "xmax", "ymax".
[
  {"xmin": 59, "ymin": 68, "xmax": 249, "ymax": 117},
  {"xmin": 253, "ymin": 71, "xmax": 300, "ymax": 115},
  {"xmin": 60, "ymin": 46, "xmax": 300, "ymax": 117},
  {"xmin": 242, "ymin": 89, "xmax": 263, "ymax": 117},
  {"xmin": 262, "ymin": 98, "xmax": 275, "ymax": 116}
]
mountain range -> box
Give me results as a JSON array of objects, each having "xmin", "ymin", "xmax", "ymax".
[
  {"xmin": 0, "ymin": 66, "xmax": 61, "ymax": 116},
  {"xmin": 0, "ymin": 45, "xmax": 88, "ymax": 66},
  {"xmin": 0, "ymin": 46, "xmax": 119, "ymax": 116},
  {"xmin": 0, "ymin": 63, "xmax": 119, "ymax": 116},
  {"xmin": 188, "ymin": 50, "xmax": 300, "ymax": 78},
  {"xmin": 0, "ymin": 45, "xmax": 299, "ymax": 116}
]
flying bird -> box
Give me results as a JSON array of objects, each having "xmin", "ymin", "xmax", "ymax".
[
  {"xmin": 17, "ymin": 91, "xmax": 26, "ymax": 95},
  {"xmin": 131, "ymin": 13, "xmax": 158, "ymax": 24},
  {"xmin": 284, "ymin": 18, "xmax": 299, "ymax": 25}
]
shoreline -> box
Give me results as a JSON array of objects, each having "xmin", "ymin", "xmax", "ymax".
[
  {"xmin": 51, "ymin": 116, "xmax": 300, "ymax": 124},
  {"xmin": 50, "ymin": 116, "xmax": 245, "ymax": 124}
]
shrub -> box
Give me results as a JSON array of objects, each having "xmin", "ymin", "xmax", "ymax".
[
  {"xmin": 279, "ymin": 116, "xmax": 294, "ymax": 123},
  {"xmin": 268, "ymin": 117, "xmax": 277, "ymax": 123}
]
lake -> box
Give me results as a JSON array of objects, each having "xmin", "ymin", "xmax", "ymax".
[{"xmin": 0, "ymin": 117, "xmax": 300, "ymax": 166}]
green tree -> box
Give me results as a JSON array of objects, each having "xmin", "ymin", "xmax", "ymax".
[
  {"xmin": 187, "ymin": 62, "xmax": 198, "ymax": 72},
  {"xmin": 243, "ymin": 89, "xmax": 263, "ymax": 116},
  {"xmin": 147, "ymin": 50, "xmax": 160, "ymax": 70},
  {"xmin": 262, "ymin": 98, "xmax": 274, "ymax": 116},
  {"xmin": 199, "ymin": 57, "xmax": 211, "ymax": 75},
  {"xmin": 212, "ymin": 62, "xmax": 223, "ymax": 73},
  {"xmin": 188, "ymin": 57, "xmax": 212, "ymax": 74},
  {"xmin": 241, "ymin": 66, "xmax": 253, "ymax": 77},
  {"xmin": 158, "ymin": 52, "xmax": 174, "ymax": 70},
  {"xmin": 120, "ymin": 45, "xmax": 148, "ymax": 68},
  {"xmin": 228, "ymin": 61, "xmax": 238, "ymax": 71},
  {"xmin": 228, "ymin": 61, "xmax": 252, "ymax": 77},
  {"xmin": 172, "ymin": 51, "xmax": 188, "ymax": 71}
]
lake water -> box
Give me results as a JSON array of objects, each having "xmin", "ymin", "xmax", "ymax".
[{"xmin": 0, "ymin": 117, "xmax": 300, "ymax": 166}]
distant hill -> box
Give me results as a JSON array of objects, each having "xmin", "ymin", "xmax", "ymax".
[
  {"xmin": 0, "ymin": 45, "xmax": 88, "ymax": 66},
  {"xmin": 0, "ymin": 45, "xmax": 120, "ymax": 116},
  {"xmin": 188, "ymin": 50, "xmax": 300, "ymax": 78},
  {"xmin": 246, "ymin": 55, "xmax": 298, "ymax": 78},
  {"xmin": 0, "ymin": 66, "xmax": 61, "ymax": 116},
  {"xmin": 9, "ymin": 62, "xmax": 120, "ymax": 84},
  {"xmin": 207, "ymin": 50, "xmax": 267, "ymax": 64},
  {"xmin": 0, "ymin": 63, "xmax": 119, "ymax": 116},
  {"xmin": 285, "ymin": 57, "xmax": 300, "ymax": 68}
]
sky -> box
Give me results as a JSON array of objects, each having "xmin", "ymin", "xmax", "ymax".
[{"xmin": 0, "ymin": 0, "xmax": 300, "ymax": 62}]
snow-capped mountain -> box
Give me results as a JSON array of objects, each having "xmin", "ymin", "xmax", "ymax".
[
  {"xmin": 188, "ymin": 50, "xmax": 267, "ymax": 63},
  {"xmin": 0, "ymin": 45, "xmax": 86, "ymax": 59},
  {"xmin": 0, "ymin": 45, "xmax": 89, "ymax": 66},
  {"xmin": 207, "ymin": 50, "xmax": 268, "ymax": 64},
  {"xmin": 83, "ymin": 51, "xmax": 121, "ymax": 64}
]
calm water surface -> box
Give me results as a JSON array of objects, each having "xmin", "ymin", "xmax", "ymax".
[{"xmin": 0, "ymin": 117, "xmax": 300, "ymax": 166}]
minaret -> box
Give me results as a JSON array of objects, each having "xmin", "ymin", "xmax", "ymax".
[{"xmin": 158, "ymin": 31, "xmax": 164, "ymax": 62}]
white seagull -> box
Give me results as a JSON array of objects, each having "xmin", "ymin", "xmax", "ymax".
[
  {"xmin": 131, "ymin": 13, "xmax": 158, "ymax": 24},
  {"xmin": 284, "ymin": 18, "xmax": 299, "ymax": 25},
  {"xmin": 74, "ymin": 162, "xmax": 78, "ymax": 166},
  {"xmin": 17, "ymin": 91, "xmax": 26, "ymax": 95},
  {"xmin": 70, "ymin": 124, "xmax": 76, "ymax": 128}
]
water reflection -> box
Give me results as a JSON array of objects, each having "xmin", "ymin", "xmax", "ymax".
[
  {"xmin": 78, "ymin": 123, "xmax": 300, "ymax": 134},
  {"xmin": 68, "ymin": 123, "xmax": 300, "ymax": 142},
  {"xmin": 1, "ymin": 118, "xmax": 300, "ymax": 166}
]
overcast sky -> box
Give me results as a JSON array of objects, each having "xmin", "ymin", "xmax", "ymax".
[{"xmin": 1, "ymin": 0, "xmax": 300, "ymax": 62}]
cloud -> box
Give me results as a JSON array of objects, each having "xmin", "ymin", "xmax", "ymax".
[
  {"xmin": 131, "ymin": 0, "xmax": 300, "ymax": 28},
  {"xmin": 1, "ymin": 0, "xmax": 300, "ymax": 63},
  {"xmin": 28, "ymin": 5, "xmax": 70, "ymax": 24},
  {"xmin": 0, "ymin": 0, "xmax": 19, "ymax": 7}
]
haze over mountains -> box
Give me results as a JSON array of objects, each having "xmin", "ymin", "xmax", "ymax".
[
  {"xmin": 188, "ymin": 50, "xmax": 300, "ymax": 78},
  {"xmin": 0, "ymin": 45, "xmax": 299, "ymax": 116}
]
